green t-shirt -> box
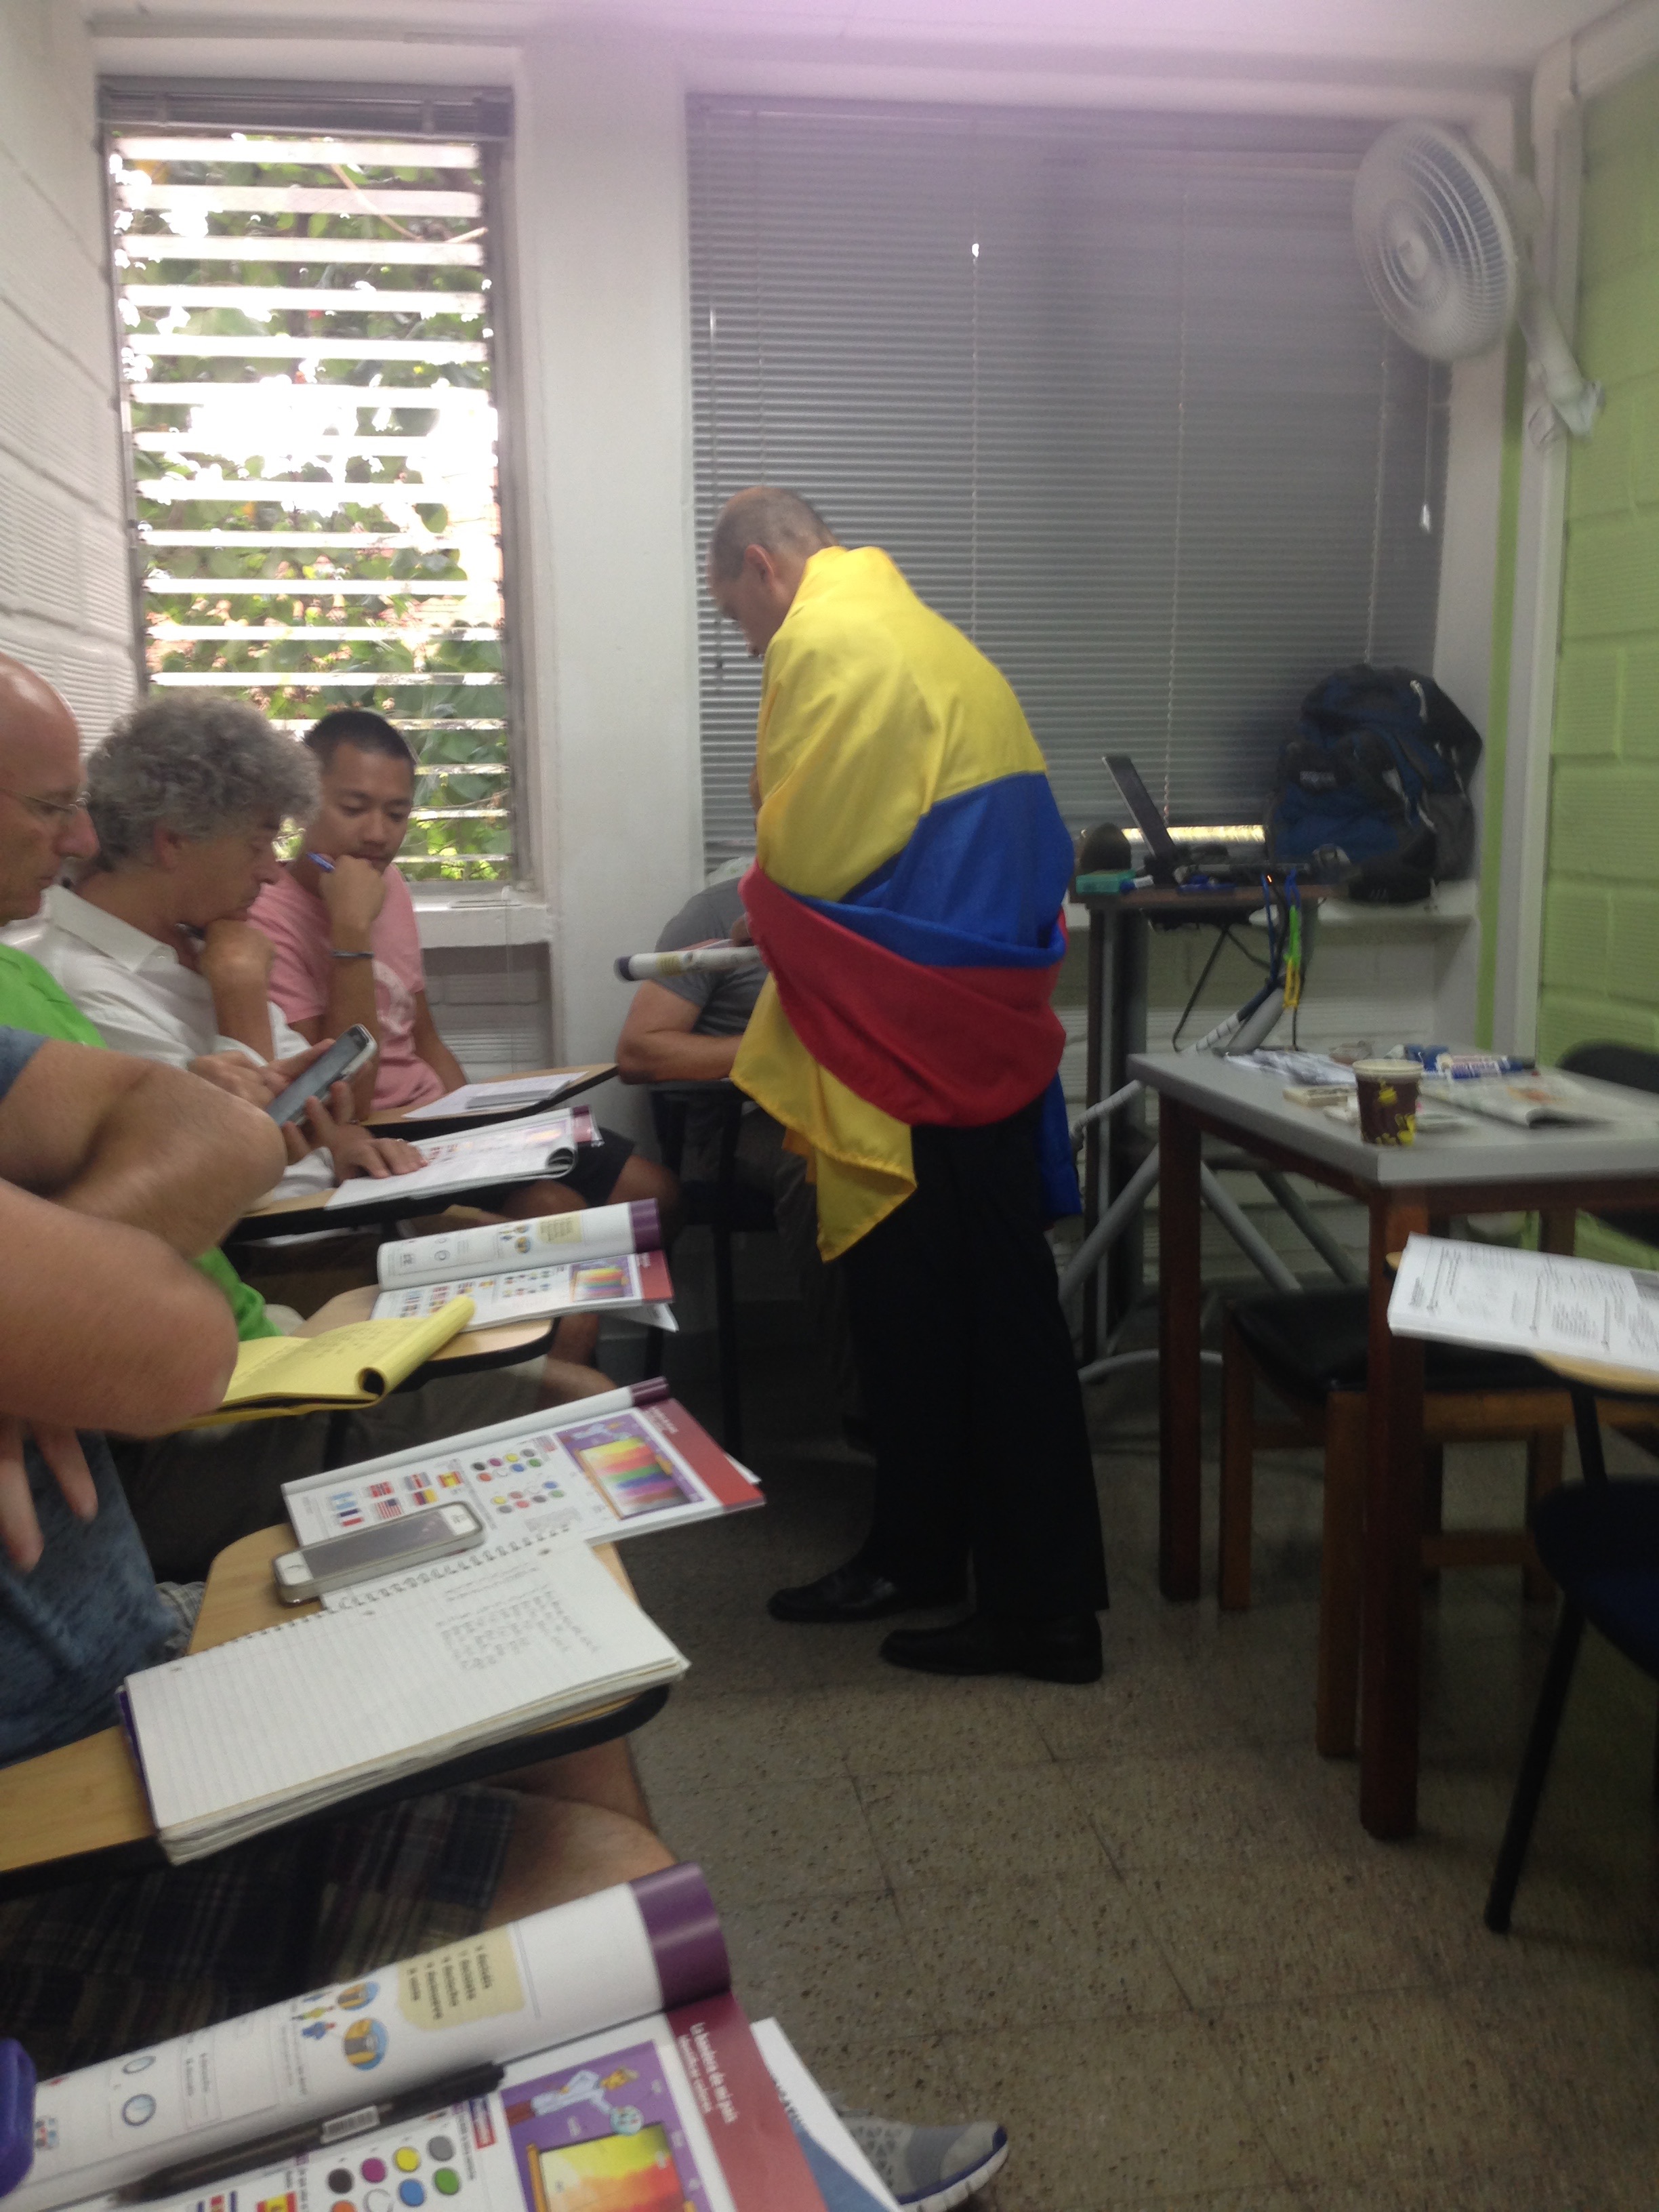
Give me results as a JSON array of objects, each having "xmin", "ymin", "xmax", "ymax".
[{"xmin": 0, "ymin": 943, "xmax": 279, "ymax": 1340}]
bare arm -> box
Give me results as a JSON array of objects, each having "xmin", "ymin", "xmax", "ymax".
[
  {"xmin": 197, "ymin": 920, "xmax": 277, "ymax": 1061},
  {"xmin": 0, "ymin": 1181, "xmax": 237, "ymax": 1437},
  {"xmin": 615, "ymin": 982, "xmax": 741, "ymax": 1084},
  {"xmin": 410, "ymin": 990, "xmax": 466, "ymax": 1093},
  {"xmin": 0, "ymin": 1038, "xmax": 287, "ymax": 1256},
  {"xmin": 300, "ymin": 859, "xmax": 387, "ymax": 1112}
]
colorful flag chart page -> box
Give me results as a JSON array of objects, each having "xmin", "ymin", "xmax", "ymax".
[
  {"xmin": 372, "ymin": 1255, "xmax": 652, "ymax": 1329},
  {"xmin": 293, "ymin": 1408, "xmax": 712, "ymax": 1568},
  {"xmin": 504, "ymin": 2022, "xmax": 731, "ymax": 2212}
]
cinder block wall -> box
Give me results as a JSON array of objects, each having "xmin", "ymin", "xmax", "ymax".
[
  {"xmin": 0, "ymin": 3, "xmax": 135, "ymax": 739},
  {"xmin": 1540, "ymin": 65, "xmax": 1659, "ymax": 1071}
]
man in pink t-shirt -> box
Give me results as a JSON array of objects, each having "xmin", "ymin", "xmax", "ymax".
[{"xmin": 251, "ymin": 710, "xmax": 675, "ymax": 1267}]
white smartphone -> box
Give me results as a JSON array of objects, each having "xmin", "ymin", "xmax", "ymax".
[{"xmin": 272, "ymin": 1500, "xmax": 487, "ymax": 1602}]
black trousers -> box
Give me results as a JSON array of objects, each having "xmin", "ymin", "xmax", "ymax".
[{"xmin": 840, "ymin": 1101, "xmax": 1109, "ymax": 1620}]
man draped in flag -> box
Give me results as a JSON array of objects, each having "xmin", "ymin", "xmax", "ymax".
[{"xmin": 709, "ymin": 488, "xmax": 1108, "ymax": 1683}]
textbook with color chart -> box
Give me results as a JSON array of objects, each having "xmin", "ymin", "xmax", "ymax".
[
  {"xmin": 324, "ymin": 1110, "xmax": 598, "ymax": 1212},
  {"xmin": 183, "ymin": 1302, "xmax": 476, "ymax": 1426},
  {"xmin": 369, "ymin": 1200, "xmax": 675, "ymax": 1334},
  {"xmin": 26, "ymin": 1873, "xmax": 865, "ymax": 2212},
  {"xmin": 119, "ymin": 1534, "xmax": 687, "ymax": 1862},
  {"xmin": 280, "ymin": 1378, "xmax": 762, "ymax": 1601}
]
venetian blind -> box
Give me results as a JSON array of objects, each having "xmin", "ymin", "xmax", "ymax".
[
  {"xmin": 689, "ymin": 98, "xmax": 1448, "ymax": 862},
  {"xmin": 100, "ymin": 80, "xmax": 518, "ymax": 882}
]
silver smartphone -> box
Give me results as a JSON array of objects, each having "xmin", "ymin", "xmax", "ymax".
[
  {"xmin": 266, "ymin": 1023, "xmax": 379, "ymax": 1125},
  {"xmin": 272, "ymin": 1500, "xmax": 487, "ymax": 1603}
]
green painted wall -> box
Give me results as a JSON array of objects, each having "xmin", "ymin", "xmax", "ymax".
[{"xmin": 1538, "ymin": 66, "xmax": 1659, "ymax": 1076}]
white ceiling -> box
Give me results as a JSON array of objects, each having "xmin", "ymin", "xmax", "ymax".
[{"xmin": 544, "ymin": 0, "xmax": 1623, "ymax": 73}]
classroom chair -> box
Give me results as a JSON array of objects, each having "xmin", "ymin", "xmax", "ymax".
[
  {"xmin": 648, "ymin": 1082, "xmax": 777, "ymax": 1456},
  {"xmin": 1218, "ymin": 1289, "xmax": 1658, "ymax": 1757},
  {"xmin": 1486, "ymin": 1382, "xmax": 1659, "ymax": 1933}
]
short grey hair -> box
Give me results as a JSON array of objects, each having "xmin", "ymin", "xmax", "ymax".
[
  {"xmin": 707, "ymin": 487, "xmax": 836, "ymax": 580},
  {"xmin": 88, "ymin": 697, "xmax": 319, "ymax": 869}
]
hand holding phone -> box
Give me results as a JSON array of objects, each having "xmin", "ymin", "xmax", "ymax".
[{"xmin": 266, "ymin": 1023, "xmax": 378, "ymax": 1125}]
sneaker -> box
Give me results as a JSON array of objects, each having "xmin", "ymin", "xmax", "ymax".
[{"xmin": 838, "ymin": 2112, "xmax": 1009, "ymax": 2210}]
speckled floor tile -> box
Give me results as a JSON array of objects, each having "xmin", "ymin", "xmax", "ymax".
[
  {"xmin": 1212, "ymin": 1988, "xmax": 1547, "ymax": 2187},
  {"xmin": 893, "ymin": 1866, "xmax": 1188, "ymax": 2032},
  {"xmin": 646, "ymin": 1769, "xmax": 886, "ymax": 1903},
  {"xmin": 718, "ymin": 1889, "xmax": 938, "ymax": 2045},
  {"xmin": 1063, "ymin": 1748, "xmax": 1345, "ymax": 1872},
  {"xmin": 817, "ymin": 1677, "xmax": 1057, "ymax": 1776},
  {"xmin": 947, "ymin": 2012, "xmax": 1286, "ymax": 2207},
  {"xmin": 858, "ymin": 1761, "xmax": 1115, "ymax": 1891}
]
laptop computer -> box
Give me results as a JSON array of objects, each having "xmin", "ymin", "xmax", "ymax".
[{"xmin": 1104, "ymin": 754, "xmax": 1267, "ymax": 888}]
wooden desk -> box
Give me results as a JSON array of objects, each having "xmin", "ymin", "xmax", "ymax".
[
  {"xmin": 365, "ymin": 1063, "xmax": 617, "ymax": 1138},
  {"xmin": 1073, "ymin": 887, "xmax": 1326, "ymax": 1356},
  {"xmin": 0, "ymin": 1528, "xmax": 657, "ymax": 1900},
  {"xmin": 1130, "ymin": 1048, "xmax": 1659, "ymax": 1841}
]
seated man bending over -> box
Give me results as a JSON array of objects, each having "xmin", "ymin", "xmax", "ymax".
[
  {"xmin": 251, "ymin": 708, "xmax": 677, "ymax": 1364},
  {"xmin": 0, "ymin": 670, "xmax": 609, "ymax": 1580},
  {"xmin": 0, "ymin": 1025, "xmax": 671, "ymax": 2078},
  {"xmin": 615, "ymin": 871, "xmax": 860, "ymax": 1433}
]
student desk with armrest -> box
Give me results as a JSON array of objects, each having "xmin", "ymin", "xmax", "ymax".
[
  {"xmin": 0, "ymin": 1530, "xmax": 667, "ymax": 1902},
  {"xmin": 363, "ymin": 1063, "xmax": 619, "ymax": 1139}
]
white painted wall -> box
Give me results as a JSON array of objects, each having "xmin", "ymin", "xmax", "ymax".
[
  {"xmin": 11, "ymin": 0, "xmax": 1538, "ymax": 1091},
  {"xmin": 0, "ymin": 0, "xmax": 136, "ymax": 743}
]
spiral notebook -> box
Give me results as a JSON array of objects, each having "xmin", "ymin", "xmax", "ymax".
[{"xmin": 121, "ymin": 1534, "xmax": 688, "ymax": 1863}]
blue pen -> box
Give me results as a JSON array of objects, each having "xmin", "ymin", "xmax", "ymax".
[{"xmin": 306, "ymin": 851, "xmax": 335, "ymax": 872}]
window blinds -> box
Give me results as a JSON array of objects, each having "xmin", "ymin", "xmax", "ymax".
[
  {"xmin": 100, "ymin": 81, "xmax": 517, "ymax": 882},
  {"xmin": 689, "ymin": 98, "xmax": 1448, "ymax": 862}
]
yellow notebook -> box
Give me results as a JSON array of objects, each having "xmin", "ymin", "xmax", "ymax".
[{"xmin": 184, "ymin": 1301, "xmax": 476, "ymax": 1426}]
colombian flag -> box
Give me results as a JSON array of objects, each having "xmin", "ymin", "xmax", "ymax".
[{"xmin": 732, "ymin": 545, "xmax": 1079, "ymax": 1261}]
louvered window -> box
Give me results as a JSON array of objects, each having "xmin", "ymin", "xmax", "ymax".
[
  {"xmin": 101, "ymin": 82, "xmax": 518, "ymax": 882},
  {"xmin": 689, "ymin": 98, "xmax": 1448, "ymax": 863}
]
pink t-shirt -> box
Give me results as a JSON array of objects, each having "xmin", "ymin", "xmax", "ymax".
[{"xmin": 251, "ymin": 863, "xmax": 447, "ymax": 1112}]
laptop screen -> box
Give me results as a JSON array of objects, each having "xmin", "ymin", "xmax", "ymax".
[{"xmin": 1104, "ymin": 754, "xmax": 1180, "ymax": 861}]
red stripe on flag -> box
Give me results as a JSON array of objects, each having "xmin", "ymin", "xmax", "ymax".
[{"xmin": 744, "ymin": 864, "xmax": 1065, "ymax": 1127}]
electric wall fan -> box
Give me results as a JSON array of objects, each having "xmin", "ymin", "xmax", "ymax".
[{"xmin": 1353, "ymin": 119, "xmax": 1602, "ymax": 440}]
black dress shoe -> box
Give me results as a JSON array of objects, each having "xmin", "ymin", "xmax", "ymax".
[
  {"xmin": 880, "ymin": 1610, "xmax": 1103, "ymax": 1683},
  {"xmin": 768, "ymin": 1560, "xmax": 964, "ymax": 1624}
]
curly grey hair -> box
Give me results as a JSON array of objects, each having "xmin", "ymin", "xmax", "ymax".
[{"xmin": 87, "ymin": 697, "xmax": 319, "ymax": 868}]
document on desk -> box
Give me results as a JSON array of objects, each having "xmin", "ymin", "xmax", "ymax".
[
  {"xmin": 1389, "ymin": 1234, "xmax": 1659, "ymax": 1375},
  {"xmin": 121, "ymin": 1535, "xmax": 688, "ymax": 1862},
  {"xmin": 369, "ymin": 1198, "xmax": 674, "ymax": 1331},
  {"xmin": 399, "ymin": 1073, "xmax": 584, "ymax": 1120},
  {"xmin": 324, "ymin": 1110, "xmax": 597, "ymax": 1210}
]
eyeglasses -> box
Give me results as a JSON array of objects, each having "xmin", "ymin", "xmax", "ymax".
[{"xmin": 0, "ymin": 787, "xmax": 90, "ymax": 825}]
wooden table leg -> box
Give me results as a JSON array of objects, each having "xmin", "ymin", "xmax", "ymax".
[
  {"xmin": 1159, "ymin": 1090, "xmax": 1204, "ymax": 1600},
  {"xmin": 1359, "ymin": 1189, "xmax": 1429, "ymax": 1838}
]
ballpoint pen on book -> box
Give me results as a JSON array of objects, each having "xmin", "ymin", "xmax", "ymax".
[{"xmin": 120, "ymin": 2062, "xmax": 506, "ymax": 2202}]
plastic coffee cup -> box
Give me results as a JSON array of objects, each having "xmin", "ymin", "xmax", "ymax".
[{"xmin": 1353, "ymin": 1059, "xmax": 1420, "ymax": 1145}]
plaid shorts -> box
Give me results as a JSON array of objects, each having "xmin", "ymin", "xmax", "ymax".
[{"xmin": 0, "ymin": 1786, "xmax": 516, "ymax": 2079}]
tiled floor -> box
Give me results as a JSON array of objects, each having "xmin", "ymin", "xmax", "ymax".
[{"xmin": 628, "ymin": 1336, "xmax": 1659, "ymax": 2211}]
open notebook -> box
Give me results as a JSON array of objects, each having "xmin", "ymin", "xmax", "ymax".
[
  {"xmin": 120, "ymin": 1535, "xmax": 687, "ymax": 1861},
  {"xmin": 325, "ymin": 1111, "xmax": 598, "ymax": 1212},
  {"xmin": 369, "ymin": 1200, "xmax": 674, "ymax": 1332},
  {"xmin": 183, "ymin": 1303, "xmax": 475, "ymax": 1426},
  {"xmin": 399, "ymin": 1073, "xmax": 585, "ymax": 1122},
  {"xmin": 281, "ymin": 1378, "xmax": 763, "ymax": 1597},
  {"xmin": 20, "ymin": 1871, "xmax": 875, "ymax": 2212}
]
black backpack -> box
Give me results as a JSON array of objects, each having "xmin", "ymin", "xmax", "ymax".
[{"xmin": 1264, "ymin": 665, "xmax": 1483, "ymax": 903}]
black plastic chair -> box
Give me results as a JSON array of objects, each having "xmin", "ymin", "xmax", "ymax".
[
  {"xmin": 649, "ymin": 1082, "xmax": 775, "ymax": 1456},
  {"xmin": 1486, "ymin": 1382, "xmax": 1659, "ymax": 1932}
]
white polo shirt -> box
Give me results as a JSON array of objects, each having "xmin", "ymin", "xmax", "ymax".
[{"xmin": 17, "ymin": 886, "xmax": 331, "ymax": 1196}]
